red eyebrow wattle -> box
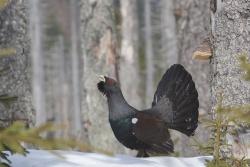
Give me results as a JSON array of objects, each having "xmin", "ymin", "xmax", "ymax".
[{"xmin": 105, "ymin": 77, "xmax": 116, "ymax": 85}]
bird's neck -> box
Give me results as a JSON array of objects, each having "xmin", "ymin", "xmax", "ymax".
[{"xmin": 107, "ymin": 90, "xmax": 136, "ymax": 120}]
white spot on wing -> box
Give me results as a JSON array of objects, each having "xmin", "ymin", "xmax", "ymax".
[{"xmin": 132, "ymin": 118, "xmax": 138, "ymax": 124}]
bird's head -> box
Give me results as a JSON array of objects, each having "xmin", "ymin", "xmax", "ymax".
[{"xmin": 97, "ymin": 75, "xmax": 120, "ymax": 97}]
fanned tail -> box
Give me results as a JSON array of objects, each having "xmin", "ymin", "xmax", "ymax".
[{"xmin": 152, "ymin": 64, "xmax": 199, "ymax": 136}]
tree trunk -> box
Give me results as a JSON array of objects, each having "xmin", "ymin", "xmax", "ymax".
[
  {"xmin": 160, "ymin": 0, "xmax": 178, "ymax": 67},
  {"xmin": 144, "ymin": 0, "xmax": 154, "ymax": 107},
  {"xmin": 0, "ymin": 0, "xmax": 34, "ymax": 127},
  {"xmin": 30, "ymin": 0, "xmax": 45, "ymax": 127},
  {"xmin": 172, "ymin": 0, "xmax": 211, "ymax": 156},
  {"xmin": 119, "ymin": 0, "xmax": 142, "ymax": 109},
  {"xmin": 80, "ymin": 0, "xmax": 133, "ymax": 154},
  {"xmin": 210, "ymin": 0, "xmax": 250, "ymax": 158}
]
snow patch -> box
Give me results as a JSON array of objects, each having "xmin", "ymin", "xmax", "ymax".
[{"xmin": 7, "ymin": 150, "xmax": 212, "ymax": 167}]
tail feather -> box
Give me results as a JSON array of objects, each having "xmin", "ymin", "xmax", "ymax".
[
  {"xmin": 152, "ymin": 64, "xmax": 199, "ymax": 136},
  {"xmin": 148, "ymin": 139, "xmax": 174, "ymax": 154},
  {"xmin": 177, "ymin": 92, "xmax": 197, "ymax": 113},
  {"xmin": 175, "ymin": 100, "xmax": 199, "ymax": 124},
  {"xmin": 175, "ymin": 77, "xmax": 194, "ymax": 103}
]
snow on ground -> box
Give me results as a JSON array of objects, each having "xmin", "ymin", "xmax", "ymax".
[{"xmin": 8, "ymin": 150, "xmax": 212, "ymax": 167}]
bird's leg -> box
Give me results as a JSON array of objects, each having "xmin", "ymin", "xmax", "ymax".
[{"xmin": 136, "ymin": 149, "xmax": 149, "ymax": 157}]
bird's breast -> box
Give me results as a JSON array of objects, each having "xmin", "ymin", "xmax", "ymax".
[{"xmin": 109, "ymin": 117, "xmax": 147, "ymax": 150}]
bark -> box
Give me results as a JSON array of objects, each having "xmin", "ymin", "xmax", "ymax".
[
  {"xmin": 211, "ymin": 0, "xmax": 250, "ymax": 111},
  {"xmin": 172, "ymin": 0, "xmax": 211, "ymax": 156},
  {"xmin": 144, "ymin": 0, "xmax": 154, "ymax": 107},
  {"xmin": 0, "ymin": 0, "xmax": 34, "ymax": 127},
  {"xmin": 119, "ymin": 0, "xmax": 142, "ymax": 109},
  {"xmin": 30, "ymin": 0, "xmax": 45, "ymax": 126},
  {"xmin": 211, "ymin": 0, "xmax": 250, "ymax": 158},
  {"xmin": 160, "ymin": 0, "xmax": 178, "ymax": 67},
  {"xmin": 69, "ymin": 0, "xmax": 82, "ymax": 137},
  {"xmin": 80, "ymin": 0, "xmax": 133, "ymax": 154}
]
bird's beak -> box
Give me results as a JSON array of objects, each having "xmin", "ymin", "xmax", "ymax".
[{"xmin": 99, "ymin": 75, "xmax": 106, "ymax": 82}]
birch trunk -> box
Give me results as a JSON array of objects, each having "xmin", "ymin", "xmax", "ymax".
[{"xmin": 210, "ymin": 0, "xmax": 250, "ymax": 158}]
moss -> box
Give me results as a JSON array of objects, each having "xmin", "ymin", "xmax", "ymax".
[
  {"xmin": 0, "ymin": 48, "xmax": 16, "ymax": 58},
  {"xmin": 239, "ymin": 53, "xmax": 250, "ymax": 81},
  {"xmin": 0, "ymin": 0, "xmax": 9, "ymax": 10}
]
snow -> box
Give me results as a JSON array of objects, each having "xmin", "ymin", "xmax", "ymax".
[{"xmin": 7, "ymin": 150, "xmax": 212, "ymax": 167}]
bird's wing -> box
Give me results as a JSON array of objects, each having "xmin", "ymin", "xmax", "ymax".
[
  {"xmin": 151, "ymin": 64, "xmax": 199, "ymax": 136},
  {"xmin": 132, "ymin": 111, "xmax": 174, "ymax": 154}
]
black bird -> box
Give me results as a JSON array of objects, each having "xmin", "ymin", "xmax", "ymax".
[{"xmin": 97, "ymin": 64, "xmax": 199, "ymax": 157}]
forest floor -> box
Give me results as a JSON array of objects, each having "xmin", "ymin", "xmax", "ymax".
[{"xmin": 7, "ymin": 149, "xmax": 212, "ymax": 167}]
